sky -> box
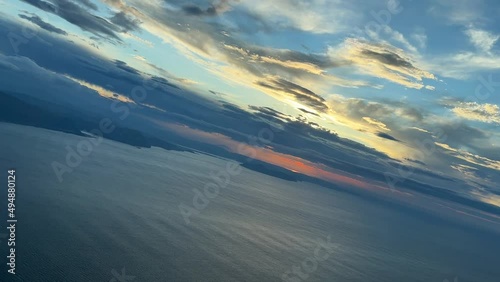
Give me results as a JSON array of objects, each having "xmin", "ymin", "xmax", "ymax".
[{"xmin": 0, "ymin": 0, "xmax": 500, "ymax": 216}]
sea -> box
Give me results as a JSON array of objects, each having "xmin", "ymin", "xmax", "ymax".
[{"xmin": 0, "ymin": 122, "xmax": 498, "ymax": 282}]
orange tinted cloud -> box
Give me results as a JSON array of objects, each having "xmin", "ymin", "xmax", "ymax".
[{"xmin": 159, "ymin": 122, "xmax": 383, "ymax": 190}]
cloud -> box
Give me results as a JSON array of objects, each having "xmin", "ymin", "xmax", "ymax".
[
  {"xmin": 411, "ymin": 28, "xmax": 427, "ymax": 49},
  {"xmin": 0, "ymin": 17, "xmax": 391, "ymax": 167},
  {"xmin": 429, "ymin": 51, "xmax": 500, "ymax": 79},
  {"xmin": 20, "ymin": 0, "xmax": 122, "ymax": 41},
  {"xmin": 218, "ymin": 43, "xmax": 355, "ymax": 81},
  {"xmin": 46, "ymin": 0, "xmax": 495, "ymax": 188},
  {"xmin": 109, "ymin": 12, "xmax": 141, "ymax": 32},
  {"xmin": 364, "ymin": 24, "xmax": 418, "ymax": 54},
  {"xmin": 298, "ymin": 108, "xmax": 320, "ymax": 117},
  {"xmin": 432, "ymin": 120, "xmax": 489, "ymax": 147},
  {"xmin": 363, "ymin": 117, "xmax": 390, "ymax": 131},
  {"xmin": 0, "ymin": 53, "xmax": 122, "ymax": 113},
  {"xmin": 423, "ymin": 2, "xmax": 500, "ymax": 78},
  {"xmin": 64, "ymin": 75, "xmax": 135, "ymax": 103},
  {"xmin": 376, "ymin": 132, "xmax": 401, "ymax": 142},
  {"xmin": 219, "ymin": 43, "xmax": 345, "ymax": 80},
  {"xmin": 3, "ymin": 13, "xmax": 500, "ymax": 217},
  {"xmin": 78, "ymin": 0, "xmax": 98, "ymax": 10},
  {"xmin": 410, "ymin": 127, "xmax": 430, "ymax": 133},
  {"xmin": 465, "ymin": 27, "xmax": 499, "ymax": 53},
  {"xmin": 331, "ymin": 38, "xmax": 435, "ymax": 89},
  {"xmin": 133, "ymin": 55, "xmax": 146, "ymax": 61},
  {"xmin": 384, "ymin": 100, "xmax": 426, "ymax": 121},
  {"xmin": 429, "ymin": 0, "xmax": 485, "ymax": 25},
  {"xmin": 20, "ymin": 0, "xmax": 144, "ymax": 42},
  {"xmin": 181, "ymin": 0, "xmax": 235, "ymax": 17},
  {"xmin": 326, "ymin": 95, "xmax": 425, "ymax": 133},
  {"xmin": 237, "ymin": 0, "xmax": 361, "ymax": 34},
  {"xmin": 437, "ymin": 142, "xmax": 500, "ymax": 171},
  {"xmin": 256, "ymin": 78, "xmax": 328, "ymax": 112},
  {"xmin": 88, "ymin": 0, "xmax": 378, "ymax": 116},
  {"xmin": 451, "ymin": 102, "xmax": 500, "ymax": 124},
  {"xmin": 435, "ymin": 142, "xmax": 459, "ymax": 152},
  {"xmin": 386, "ymin": 28, "xmax": 418, "ymax": 54},
  {"xmin": 0, "ymin": 46, "xmax": 388, "ymax": 192},
  {"xmin": 131, "ymin": 55, "xmax": 197, "ymax": 86},
  {"xmin": 424, "ymin": 2, "xmax": 500, "ymax": 78},
  {"xmin": 18, "ymin": 13, "xmax": 67, "ymax": 35},
  {"xmin": 258, "ymin": 55, "xmax": 326, "ymax": 75}
]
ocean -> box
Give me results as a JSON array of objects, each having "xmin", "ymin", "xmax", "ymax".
[{"xmin": 0, "ymin": 122, "xmax": 498, "ymax": 282}]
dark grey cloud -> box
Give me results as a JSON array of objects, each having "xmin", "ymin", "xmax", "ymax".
[
  {"xmin": 78, "ymin": 0, "xmax": 98, "ymax": 10},
  {"xmin": 361, "ymin": 49, "xmax": 413, "ymax": 69},
  {"xmin": 0, "ymin": 54, "xmax": 124, "ymax": 116},
  {"xmin": 379, "ymin": 99, "xmax": 425, "ymax": 121},
  {"xmin": 376, "ymin": 132, "xmax": 401, "ymax": 142},
  {"xmin": 432, "ymin": 121, "xmax": 488, "ymax": 147},
  {"xmin": 19, "ymin": 0, "xmax": 58, "ymax": 13},
  {"xmin": 20, "ymin": 0, "xmax": 142, "ymax": 42},
  {"xmin": 109, "ymin": 12, "xmax": 141, "ymax": 32},
  {"xmin": 256, "ymin": 78, "xmax": 329, "ymax": 112},
  {"xmin": 18, "ymin": 13, "xmax": 68, "ymax": 35},
  {"xmin": 208, "ymin": 90, "xmax": 226, "ymax": 97},
  {"xmin": 248, "ymin": 105, "xmax": 291, "ymax": 122},
  {"xmin": 400, "ymin": 107, "xmax": 424, "ymax": 121},
  {"xmin": 21, "ymin": 0, "xmax": 122, "ymax": 41},
  {"xmin": 149, "ymin": 76, "xmax": 181, "ymax": 90},
  {"xmin": 182, "ymin": 4, "xmax": 218, "ymax": 16},
  {"xmin": 298, "ymin": 108, "xmax": 320, "ymax": 116},
  {"xmin": 114, "ymin": 60, "xmax": 141, "ymax": 75},
  {"xmin": 181, "ymin": 0, "xmax": 234, "ymax": 16},
  {"xmin": 405, "ymin": 158, "xmax": 426, "ymax": 166}
]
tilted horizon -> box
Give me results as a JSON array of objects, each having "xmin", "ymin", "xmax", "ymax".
[{"xmin": 0, "ymin": 0, "xmax": 499, "ymax": 281}]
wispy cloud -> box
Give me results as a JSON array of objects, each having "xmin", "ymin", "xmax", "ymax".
[
  {"xmin": 438, "ymin": 141, "xmax": 500, "ymax": 171},
  {"xmin": 363, "ymin": 117, "xmax": 391, "ymax": 131},
  {"xmin": 429, "ymin": 0, "xmax": 485, "ymax": 25},
  {"xmin": 465, "ymin": 27, "xmax": 499, "ymax": 53},
  {"xmin": 330, "ymin": 38, "xmax": 435, "ymax": 89},
  {"xmin": 451, "ymin": 102, "xmax": 500, "ymax": 124},
  {"xmin": 18, "ymin": 13, "xmax": 67, "ymax": 35},
  {"xmin": 20, "ymin": 0, "xmax": 141, "ymax": 42},
  {"xmin": 411, "ymin": 28, "xmax": 427, "ymax": 50}
]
